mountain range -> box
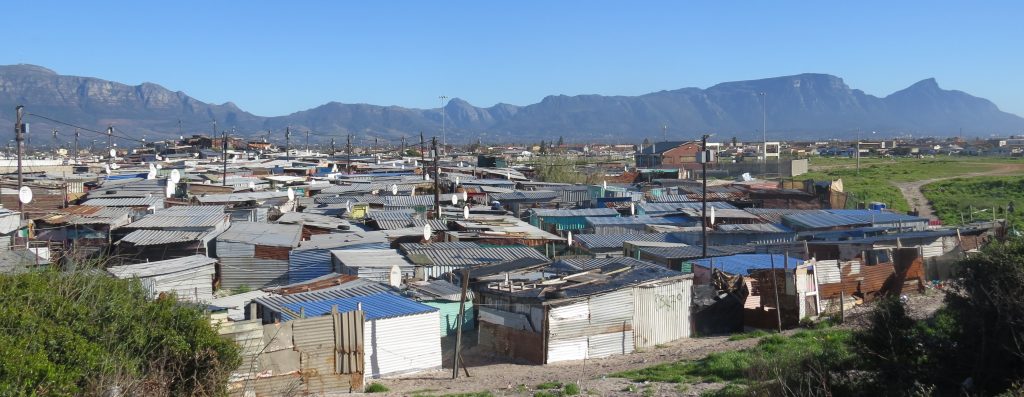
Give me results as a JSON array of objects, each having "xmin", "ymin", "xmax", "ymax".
[{"xmin": 0, "ymin": 64, "xmax": 1021, "ymax": 145}]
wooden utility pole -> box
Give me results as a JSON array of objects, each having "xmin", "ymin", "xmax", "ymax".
[
  {"xmin": 771, "ymin": 254, "xmax": 782, "ymax": 332},
  {"xmin": 346, "ymin": 134, "xmax": 352, "ymax": 173},
  {"xmin": 74, "ymin": 129, "xmax": 79, "ymax": 164},
  {"xmin": 305, "ymin": 130, "xmax": 310, "ymax": 154},
  {"xmin": 420, "ymin": 132, "xmax": 427, "ymax": 181},
  {"xmin": 330, "ymin": 138, "xmax": 336, "ymax": 156},
  {"xmin": 701, "ymin": 134, "xmax": 709, "ymax": 259},
  {"xmin": 106, "ymin": 125, "xmax": 113, "ymax": 159},
  {"xmin": 285, "ymin": 126, "xmax": 291, "ymax": 161},
  {"xmin": 432, "ymin": 137, "xmax": 440, "ymax": 219},
  {"xmin": 15, "ymin": 106, "xmax": 25, "ymax": 217},
  {"xmin": 222, "ymin": 129, "xmax": 229, "ymax": 186},
  {"xmin": 452, "ymin": 268, "xmax": 471, "ymax": 379}
]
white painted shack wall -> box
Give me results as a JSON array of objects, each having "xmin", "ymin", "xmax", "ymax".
[
  {"xmin": 921, "ymin": 239, "xmax": 944, "ymax": 258},
  {"xmin": 364, "ymin": 311, "xmax": 441, "ymax": 378},
  {"xmin": 151, "ymin": 266, "xmax": 216, "ymax": 302},
  {"xmin": 547, "ymin": 301, "xmax": 590, "ymax": 363},
  {"xmin": 632, "ymin": 278, "xmax": 692, "ymax": 348}
]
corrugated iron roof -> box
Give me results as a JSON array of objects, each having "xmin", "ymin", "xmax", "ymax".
[
  {"xmin": 277, "ymin": 212, "xmax": 351, "ymax": 230},
  {"xmin": 783, "ymin": 211, "xmax": 867, "ymax": 230},
  {"xmin": 824, "ymin": 209, "xmax": 927, "ymax": 224},
  {"xmin": 83, "ymin": 197, "xmax": 163, "ymax": 207},
  {"xmin": 688, "ymin": 254, "xmax": 804, "ymax": 275},
  {"xmin": 407, "ymin": 279, "xmax": 475, "ymax": 301},
  {"xmin": 280, "ymin": 292, "xmax": 437, "ymax": 322},
  {"xmin": 639, "ymin": 202, "xmax": 737, "ymax": 214},
  {"xmin": 490, "ymin": 191, "xmax": 559, "ymax": 202},
  {"xmin": 119, "ymin": 229, "xmax": 213, "ymax": 246},
  {"xmin": 575, "ymin": 233, "xmax": 682, "ymax": 249},
  {"xmin": 217, "ymin": 222, "xmax": 301, "ymax": 247},
  {"xmin": 331, "ymin": 249, "xmax": 415, "ymax": 269},
  {"xmin": 553, "ymin": 257, "xmax": 665, "ymax": 271},
  {"xmin": 253, "ymin": 279, "xmax": 400, "ymax": 319},
  {"xmin": 125, "ymin": 213, "xmax": 226, "ymax": 229},
  {"xmin": 194, "ymin": 191, "xmax": 288, "ymax": 203},
  {"xmin": 106, "ymin": 254, "xmax": 217, "ymax": 278},
  {"xmin": 530, "ymin": 208, "xmax": 619, "ymax": 217},
  {"xmin": 639, "ymin": 244, "xmax": 757, "ymax": 260},
  {"xmin": 716, "ymin": 223, "xmax": 790, "ymax": 233},
  {"xmin": 404, "ymin": 246, "xmax": 548, "ymax": 267},
  {"xmin": 585, "ymin": 215, "xmax": 680, "ymax": 226}
]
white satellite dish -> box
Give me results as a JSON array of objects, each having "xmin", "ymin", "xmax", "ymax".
[
  {"xmin": 630, "ymin": 202, "xmax": 636, "ymax": 216},
  {"xmin": 567, "ymin": 231, "xmax": 573, "ymax": 246},
  {"xmin": 410, "ymin": 187, "xmax": 416, "ymax": 196},
  {"xmin": 423, "ymin": 224, "xmax": 432, "ymax": 241},
  {"xmin": 109, "ymin": 149, "xmax": 116, "ymax": 158},
  {"xmin": 506, "ymin": 171, "xmax": 511, "ymax": 180},
  {"xmin": 414, "ymin": 159, "xmax": 418, "ymax": 166},
  {"xmin": 103, "ymin": 164, "xmax": 111, "ymax": 174},
  {"xmin": 287, "ymin": 187, "xmax": 295, "ymax": 202},
  {"xmin": 710, "ymin": 206, "xmax": 716, "ymax": 225},
  {"xmin": 170, "ymin": 169, "xmax": 181, "ymax": 184},
  {"xmin": 155, "ymin": 155, "xmax": 162, "ymax": 161},
  {"xmin": 248, "ymin": 181, "xmax": 256, "ymax": 190},
  {"xmin": 462, "ymin": 190, "xmax": 468, "ymax": 201},
  {"xmin": 18, "ymin": 186, "xmax": 32, "ymax": 204},
  {"xmin": 156, "ymin": 164, "xmax": 162, "ymax": 170},
  {"xmin": 401, "ymin": 164, "xmax": 405, "ymax": 170},
  {"xmin": 345, "ymin": 200, "xmax": 352, "ymax": 211},
  {"xmin": 146, "ymin": 169, "xmax": 156, "ymax": 180},
  {"xmin": 110, "ymin": 163, "xmax": 120, "ymax": 170},
  {"xmin": 376, "ymin": 158, "xmax": 380, "ymax": 165},
  {"xmin": 603, "ymin": 180, "xmax": 607, "ymax": 189},
  {"xmin": 451, "ymin": 194, "xmax": 458, "ymax": 205},
  {"xmin": 388, "ymin": 265, "xmax": 401, "ymax": 287},
  {"xmin": 391, "ymin": 184, "xmax": 398, "ymax": 195},
  {"xmin": 459, "ymin": 161, "xmax": 464, "ymax": 167},
  {"xmin": 424, "ymin": 173, "xmax": 429, "ymax": 181},
  {"xmin": 165, "ymin": 182, "xmax": 174, "ymax": 198},
  {"xmin": 455, "ymin": 176, "xmax": 460, "ymax": 186},
  {"xmin": 463, "ymin": 206, "xmax": 469, "ymax": 219}
]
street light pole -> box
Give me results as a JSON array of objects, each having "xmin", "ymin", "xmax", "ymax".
[
  {"xmin": 759, "ymin": 92, "xmax": 766, "ymax": 163},
  {"xmin": 439, "ymin": 95, "xmax": 448, "ymax": 152}
]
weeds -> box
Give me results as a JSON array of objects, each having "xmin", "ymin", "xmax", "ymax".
[{"xmin": 365, "ymin": 382, "xmax": 390, "ymax": 393}]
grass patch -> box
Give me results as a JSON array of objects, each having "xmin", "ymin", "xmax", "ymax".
[
  {"xmin": 536, "ymin": 381, "xmax": 563, "ymax": 390},
  {"xmin": 923, "ymin": 176, "xmax": 1024, "ymax": 226},
  {"xmin": 412, "ymin": 393, "xmax": 494, "ymax": 397},
  {"xmin": 727, "ymin": 330, "xmax": 770, "ymax": 341},
  {"xmin": 614, "ymin": 328, "xmax": 854, "ymax": 389},
  {"xmin": 564, "ymin": 383, "xmax": 580, "ymax": 395},
  {"xmin": 799, "ymin": 157, "xmax": 1007, "ymax": 212},
  {"xmin": 533, "ymin": 392, "xmax": 559, "ymax": 397},
  {"xmin": 365, "ymin": 382, "xmax": 390, "ymax": 393},
  {"xmin": 700, "ymin": 383, "xmax": 748, "ymax": 397}
]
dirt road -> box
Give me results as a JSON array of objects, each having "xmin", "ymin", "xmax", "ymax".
[{"xmin": 892, "ymin": 163, "xmax": 1024, "ymax": 220}]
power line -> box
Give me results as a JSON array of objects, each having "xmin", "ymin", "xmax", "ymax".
[{"xmin": 26, "ymin": 113, "xmax": 147, "ymax": 144}]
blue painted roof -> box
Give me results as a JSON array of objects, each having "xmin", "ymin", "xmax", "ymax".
[
  {"xmin": 824, "ymin": 209, "xmax": 927, "ymax": 224},
  {"xmin": 688, "ymin": 254, "xmax": 804, "ymax": 275},
  {"xmin": 280, "ymin": 292, "xmax": 437, "ymax": 322}
]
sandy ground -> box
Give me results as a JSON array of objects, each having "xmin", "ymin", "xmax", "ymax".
[
  {"xmin": 378, "ymin": 292, "xmax": 946, "ymax": 397},
  {"xmin": 891, "ymin": 162, "xmax": 1024, "ymax": 220}
]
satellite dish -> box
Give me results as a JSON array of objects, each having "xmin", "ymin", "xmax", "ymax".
[
  {"xmin": 462, "ymin": 190, "xmax": 468, "ymax": 201},
  {"xmin": 248, "ymin": 181, "xmax": 256, "ymax": 190},
  {"xmin": 287, "ymin": 187, "xmax": 295, "ymax": 202},
  {"xmin": 506, "ymin": 171, "xmax": 511, "ymax": 180},
  {"xmin": 345, "ymin": 200, "xmax": 351, "ymax": 211},
  {"xmin": 414, "ymin": 159, "xmax": 418, "ymax": 166},
  {"xmin": 103, "ymin": 164, "xmax": 111, "ymax": 174},
  {"xmin": 170, "ymin": 169, "xmax": 181, "ymax": 184},
  {"xmin": 710, "ymin": 206, "xmax": 716, "ymax": 225},
  {"xmin": 455, "ymin": 176, "xmax": 461, "ymax": 186},
  {"xmin": 463, "ymin": 206, "xmax": 470, "ymax": 219},
  {"xmin": 410, "ymin": 187, "xmax": 416, "ymax": 196},
  {"xmin": 459, "ymin": 161, "xmax": 464, "ymax": 167},
  {"xmin": 331, "ymin": 164, "xmax": 338, "ymax": 173},
  {"xmin": 155, "ymin": 155, "xmax": 162, "ymax": 161},
  {"xmin": 146, "ymin": 170, "xmax": 156, "ymax": 180},
  {"xmin": 630, "ymin": 202, "xmax": 636, "ymax": 216},
  {"xmin": 603, "ymin": 180, "xmax": 607, "ymax": 189},
  {"xmin": 451, "ymin": 194, "xmax": 458, "ymax": 205},
  {"xmin": 110, "ymin": 163, "xmax": 120, "ymax": 170},
  {"xmin": 165, "ymin": 182, "xmax": 174, "ymax": 198},
  {"xmin": 423, "ymin": 224, "xmax": 432, "ymax": 241},
  {"xmin": 567, "ymin": 231, "xmax": 573, "ymax": 246},
  {"xmin": 401, "ymin": 164, "xmax": 405, "ymax": 169},
  {"xmin": 388, "ymin": 265, "xmax": 401, "ymax": 287},
  {"xmin": 156, "ymin": 164, "xmax": 162, "ymax": 170},
  {"xmin": 18, "ymin": 186, "xmax": 32, "ymax": 204},
  {"xmin": 109, "ymin": 149, "xmax": 116, "ymax": 158},
  {"xmin": 424, "ymin": 173, "xmax": 429, "ymax": 181},
  {"xmin": 391, "ymin": 184, "xmax": 398, "ymax": 195}
]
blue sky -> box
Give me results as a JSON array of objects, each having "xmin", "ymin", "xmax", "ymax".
[{"xmin": 8, "ymin": 1, "xmax": 1022, "ymax": 116}]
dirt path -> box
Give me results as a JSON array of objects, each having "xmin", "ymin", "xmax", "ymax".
[{"xmin": 892, "ymin": 163, "xmax": 1024, "ymax": 220}]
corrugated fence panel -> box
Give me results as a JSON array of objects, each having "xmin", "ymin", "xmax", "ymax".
[
  {"xmin": 633, "ymin": 279, "xmax": 692, "ymax": 348},
  {"xmin": 336, "ymin": 309, "xmax": 365, "ymax": 376},
  {"xmin": 547, "ymin": 336, "xmax": 588, "ymax": 364},
  {"xmin": 921, "ymin": 239, "xmax": 944, "ymax": 259},
  {"xmin": 220, "ymin": 257, "xmax": 290, "ymax": 289},
  {"xmin": 548, "ymin": 301, "xmax": 590, "ymax": 340},
  {"xmin": 289, "ymin": 249, "xmax": 333, "ymax": 284},
  {"xmin": 587, "ymin": 289, "xmax": 635, "ymax": 358},
  {"xmin": 423, "ymin": 300, "xmax": 475, "ymax": 337},
  {"xmin": 364, "ymin": 311, "xmax": 441, "ymax": 378},
  {"xmin": 293, "ymin": 315, "xmax": 336, "ymax": 351}
]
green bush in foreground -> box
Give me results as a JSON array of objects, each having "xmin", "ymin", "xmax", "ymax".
[
  {"xmin": 365, "ymin": 382, "xmax": 390, "ymax": 393},
  {"xmin": 0, "ymin": 270, "xmax": 240, "ymax": 396}
]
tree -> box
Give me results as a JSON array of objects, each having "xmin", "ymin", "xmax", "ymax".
[
  {"xmin": 539, "ymin": 140, "xmax": 547, "ymax": 154},
  {"xmin": 732, "ymin": 136, "xmax": 738, "ymax": 147},
  {"xmin": 557, "ymin": 136, "xmax": 564, "ymax": 147}
]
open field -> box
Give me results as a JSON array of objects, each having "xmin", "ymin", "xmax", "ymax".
[
  {"xmin": 923, "ymin": 176, "xmax": 1024, "ymax": 226},
  {"xmin": 799, "ymin": 157, "xmax": 1022, "ymax": 213}
]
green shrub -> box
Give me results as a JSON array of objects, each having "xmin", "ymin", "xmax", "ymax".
[
  {"xmin": 0, "ymin": 269, "xmax": 240, "ymax": 396},
  {"xmin": 536, "ymin": 381, "xmax": 563, "ymax": 390},
  {"xmin": 564, "ymin": 382, "xmax": 580, "ymax": 395},
  {"xmin": 365, "ymin": 382, "xmax": 390, "ymax": 393}
]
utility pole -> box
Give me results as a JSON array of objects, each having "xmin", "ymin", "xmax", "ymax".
[
  {"xmin": 420, "ymin": 132, "xmax": 427, "ymax": 181},
  {"xmin": 701, "ymin": 134, "xmax": 709, "ymax": 259},
  {"xmin": 346, "ymin": 134, "xmax": 352, "ymax": 173},
  {"xmin": 305, "ymin": 130, "xmax": 310, "ymax": 154},
  {"xmin": 74, "ymin": 129, "xmax": 79, "ymax": 164},
  {"xmin": 330, "ymin": 138, "xmax": 336, "ymax": 156},
  {"xmin": 52, "ymin": 129, "xmax": 58, "ymax": 159},
  {"xmin": 662, "ymin": 124, "xmax": 667, "ymax": 142},
  {"xmin": 222, "ymin": 129, "xmax": 229, "ymax": 186},
  {"xmin": 452, "ymin": 268, "xmax": 471, "ymax": 379},
  {"xmin": 439, "ymin": 96, "xmax": 448, "ymax": 152},
  {"xmin": 15, "ymin": 106, "xmax": 25, "ymax": 217},
  {"xmin": 285, "ymin": 126, "xmax": 291, "ymax": 161},
  {"xmin": 432, "ymin": 137, "xmax": 440, "ymax": 219},
  {"xmin": 401, "ymin": 136, "xmax": 407, "ymax": 154}
]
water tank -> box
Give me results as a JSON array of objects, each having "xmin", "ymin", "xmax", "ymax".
[{"xmin": 869, "ymin": 202, "xmax": 887, "ymax": 211}]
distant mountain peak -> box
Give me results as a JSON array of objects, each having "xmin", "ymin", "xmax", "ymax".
[
  {"xmin": 908, "ymin": 77, "xmax": 941, "ymax": 90},
  {"xmin": 4, "ymin": 64, "xmax": 57, "ymax": 75}
]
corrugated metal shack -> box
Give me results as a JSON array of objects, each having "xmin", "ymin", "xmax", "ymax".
[
  {"xmin": 471, "ymin": 257, "xmax": 692, "ymax": 364},
  {"xmin": 273, "ymin": 293, "xmax": 442, "ymax": 378},
  {"xmin": 217, "ymin": 222, "xmax": 302, "ymax": 289},
  {"xmin": 574, "ymin": 233, "xmax": 683, "ymax": 258},
  {"xmin": 332, "ymin": 249, "xmax": 416, "ymax": 286},
  {"xmin": 584, "ymin": 215, "xmax": 685, "ymax": 235},
  {"xmin": 401, "ymin": 242, "xmax": 550, "ymax": 280},
  {"xmin": 529, "ymin": 208, "xmax": 619, "ymax": 232},
  {"xmin": 116, "ymin": 205, "xmax": 230, "ymax": 261},
  {"xmin": 276, "ymin": 211, "xmax": 351, "ymax": 239},
  {"xmin": 287, "ymin": 231, "xmax": 390, "ymax": 284},
  {"xmin": 407, "ymin": 279, "xmax": 476, "ymax": 337},
  {"xmin": 106, "ymin": 255, "xmax": 216, "ymax": 302}
]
